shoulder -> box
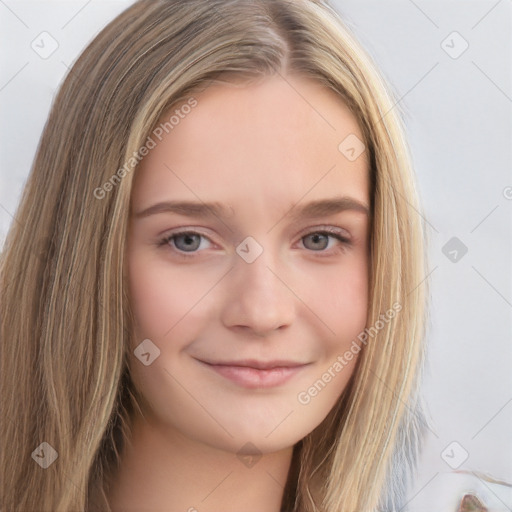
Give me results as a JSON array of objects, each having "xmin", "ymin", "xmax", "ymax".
[{"xmin": 424, "ymin": 471, "xmax": 512, "ymax": 511}]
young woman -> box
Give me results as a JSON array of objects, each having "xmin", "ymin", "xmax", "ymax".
[{"xmin": 2, "ymin": 0, "xmax": 506, "ymax": 510}]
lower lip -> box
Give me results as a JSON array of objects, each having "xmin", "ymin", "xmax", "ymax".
[{"xmin": 199, "ymin": 362, "xmax": 308, "ymax": 389}]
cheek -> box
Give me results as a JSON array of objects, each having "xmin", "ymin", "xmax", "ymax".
[
  {"xmin": 297, "ymin": 254, "xmax": 369, "ymax": 345},
  {"xmin": 127, "ymin": 250, "xmax": 217, "ymax": 343},
  {"xmin": 329, "ymin": 266, "xmax": 368, "ymax": 333}
]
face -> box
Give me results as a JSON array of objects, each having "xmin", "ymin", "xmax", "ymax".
[{"xmin": 126, "ymin": 73, "xmax": 370, "ymax": 455}]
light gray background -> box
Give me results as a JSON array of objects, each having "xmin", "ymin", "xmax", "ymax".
[{"xmin": 1, "ymin": 1, "xmax": 511, "ymax": 509}]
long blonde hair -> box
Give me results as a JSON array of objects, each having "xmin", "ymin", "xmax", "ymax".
[{"xmin": 0, "ymin": 1, "xmax": 428, "ymax": 510}]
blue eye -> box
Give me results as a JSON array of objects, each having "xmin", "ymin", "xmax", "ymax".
[
  {"xmin": 301, "ymin": 231, "xmax": 350, "ymax": 252},
  {"xmin": 157, "ymin": 228, "xmax": 351, "ymax": 259},
  {"xmin": 158, "ymin": 231, "xmax": 211, "ymax": 255}
]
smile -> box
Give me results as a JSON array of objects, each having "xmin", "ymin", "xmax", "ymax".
[{"xmin": 195, "ymin": 359, "xmax": 311, "ymax": 389}]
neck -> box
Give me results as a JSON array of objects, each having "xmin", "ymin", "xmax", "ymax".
[{"xmin": 106, "ymin": 411, "xmax": 295, "ymax": 512}]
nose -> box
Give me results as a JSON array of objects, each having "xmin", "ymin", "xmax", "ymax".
[{"xmin": 220, "ymin": 245, "xmax": 296, "ymax": 337}]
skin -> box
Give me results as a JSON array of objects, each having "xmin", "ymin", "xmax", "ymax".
[{"xmin": 109, "ymin": 73, "xmax": 370, "ymax": 512}]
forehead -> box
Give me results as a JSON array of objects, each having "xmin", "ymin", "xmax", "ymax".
[{"xmin": 132, "ymin": 74, "xmax": 369, "ymax": 211}]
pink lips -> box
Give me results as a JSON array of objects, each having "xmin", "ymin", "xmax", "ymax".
[{"xmin": 196, "ymin": 359, "xmax": 310, "ymax": 389}]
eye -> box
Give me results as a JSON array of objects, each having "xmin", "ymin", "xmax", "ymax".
[
  {"xmin": 157, "ymin": 230, "xmax": 212, "ymax": 258},
  {"xmin": 300, "ymin": 228, "xmax": 351, "ymax": 254},
  {"xmin": 157, "ymin": 227, "xmax": 352, "ymax": 259}
]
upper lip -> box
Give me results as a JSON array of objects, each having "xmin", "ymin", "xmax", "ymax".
[{"xmin": 197, "ymin": 358, "xmax": 309, "ymax": 370}]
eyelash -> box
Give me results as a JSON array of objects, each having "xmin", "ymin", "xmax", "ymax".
[{"xmin": 157, "ymin": 227, "xmax": 351, "ymax": 260}]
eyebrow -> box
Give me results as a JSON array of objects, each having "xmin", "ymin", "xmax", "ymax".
[{"xmin": 134, "ymin": 196, "xmax": 370, "ymax": 220}]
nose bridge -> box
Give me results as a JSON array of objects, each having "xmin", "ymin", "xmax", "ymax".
[
  {"xmin": 221, "ymin": 237, "xmax": 294, "ymax": 334},
  {"xmin": 236, "ymin": 239, "xmax": 283, "ymax": 301}
]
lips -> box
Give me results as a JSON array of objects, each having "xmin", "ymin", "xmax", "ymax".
[
  {"xmin": 195, "ymin": 358, "xmax": 310, "ymax": 389},
  {"xmin": 201, "ymin": 359, "xmax": 308, "ymax": 370}
]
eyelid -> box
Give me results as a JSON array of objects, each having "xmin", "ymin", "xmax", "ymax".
[
  {"xmin": 296, "ymin": 224, "xmax": 351, "ymax": 241},
  {"xmin": 159, "ymin": 228, "xmax": 216, "ymax": 249},
  {"xmin": 158, "ymin": 224, "xmax": 353, "ymax": 259},
  {"xmin": 160, "ymin": 225, "xmax": 351, "ymax": 245}
]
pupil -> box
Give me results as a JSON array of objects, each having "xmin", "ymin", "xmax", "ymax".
[
  {"xmin": 308, "ymin": 233, "xmax": 327, "ymax": 250},
  {"xmin": 177, "ymin": 234, "xmax": 199, "ymax": 251}
]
